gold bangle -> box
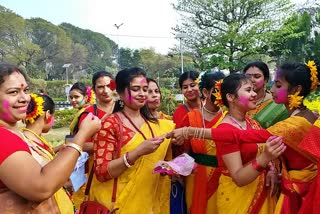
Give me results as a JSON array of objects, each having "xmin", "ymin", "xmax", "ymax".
[{"xmin": 66, "ymin": 143, "xmax": 82, "ymax": 156}]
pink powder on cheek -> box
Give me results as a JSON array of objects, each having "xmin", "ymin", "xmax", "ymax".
[
  {"xmin": 275, "ymin": 88, "xmax": 288, "ymax": 103},
  {"xmin": 1, "ymin": 100, "xmax": 12, "ymax": 120},
  {"xmin": 239, "ymin": 96, "xmax": 249, "ymax": 108},
  {"xmin": 255, "ymin": 80, "xmax": 264, "ymax": 88},
  {"xmin": 126, "ymin": 94, "xmax": 133, "ymax": 103}
]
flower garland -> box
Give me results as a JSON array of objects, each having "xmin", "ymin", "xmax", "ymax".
[
  {"xmin": 85, "ymin": 86, "xmax": 96, "ymax": 104},
  {"xmin": 25, "ymin": 93, "xmax": 45, "ymax": 124},
  {"xmin": 305, "ymin": 60, "xmax": 319, "ymax": 92},
  {"xmin": 212, "ymin": 80, "xmax": 224, "ymax": 107}
]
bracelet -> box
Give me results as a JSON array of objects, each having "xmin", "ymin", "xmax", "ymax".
[
  {"xmin": 66, "ymin": 143, "xmax": 82, "ymax": 156},
  {"xmin": 123, "ymin": 152, "xmax": 133, "ymax": 168},
  {"xmin": 251, "ymin": 159, "xmax": 266, "ymax": 172}
]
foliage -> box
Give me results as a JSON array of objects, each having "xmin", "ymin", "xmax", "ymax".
[
  {"xmin": 159, "ymin": 87, "xmax": 180, "ymax": 115},
  {"xmin": 173, "ymin": 0, "xmax": 293, "ymax": 72},
  {"xmin": 46, "ymin": 80, "xmax": 69, "ymax": 98},
  {"xmin": 28, "ymin": 78, "xmax": 47, "ymax": 94},
  {"xmin": 53, "ymin": 108, "xmax": 77, "ymax": 128}
]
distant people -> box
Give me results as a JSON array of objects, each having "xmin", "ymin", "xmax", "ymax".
[
  {"xmin": 90, "ymin": 67, "xmax": 176, "ymax": 213},
  {"xmin": 147, "ymin": 78, "xmax": 172, "ymax": 120},
  {"xmin": 0, "ymin": 63, "xmax": 100, "ymax": 213},
  {"xmin": 243, "ymin": 61, "xmax": 288, "ymax": 128}
]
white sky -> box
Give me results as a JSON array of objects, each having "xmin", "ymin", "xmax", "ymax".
[
  {"xmin": 0, "ymin": 0, "xmax": 179, "ymax": 54},
  {"xmin": 0, "ymin": 0, "xmax": 308, "ymax": 55}
]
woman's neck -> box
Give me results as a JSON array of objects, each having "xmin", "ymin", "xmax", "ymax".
[
  {"xmin": 228, "ymin": 107, "xmax": 246, "ymax": 121},
  {"xmin": 0, "ymin": 120, "xmax": 19, "ymax": 132},
  {"xmin": 255, "ymin": 88, "xmax": 266, "ymax": 104},
  {"xmin": 24, "ymin": 123, "xmax": 43, "ymax": 137},
  {"xmin": 122, "ymin": 106, "xmax": 141, "ymax": 119},
  {"xmin": 97, "ymin": 100, "xmax": 115, "ymax": 114},
  {"xmin": 186, "ymin": 98, "xmax": 201, "ymax": 110},
  {"xmin": 149, "ymin": 108, "xmax": 159, "ymax": 118}
]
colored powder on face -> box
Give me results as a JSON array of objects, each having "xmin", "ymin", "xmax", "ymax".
[
  {"xmin": 20, "ymin": 83, "xmax": 24, "ymax": 89},
  {"xmin": 275, "ymin": 88, "xmax": 288, "ymax": 103},
  {"xmin": 239, "ymin": 96, "xmax": 249, "ymax": 108},
  {"xmin": 255, "ymin": 80, "xmax": 264, "ymax": 88},
  {"xmin": 78, "ymin": 99, "xmax": 85, "ymax": 106},
  {"xmin": 2, "ymin": 100, "xmax": 12, "ymax": 120},
  {"xmin": 126, "ymin": 94, "xmax": 133, "ymax": 103},
  {"xmin": 140, "ymin": 78, "xmax": 147, "ymax": 83}
]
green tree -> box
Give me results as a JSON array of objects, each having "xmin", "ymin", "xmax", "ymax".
[{"xmin": 173, "ymin": 0, "xmax": 292, "ymax": 72}]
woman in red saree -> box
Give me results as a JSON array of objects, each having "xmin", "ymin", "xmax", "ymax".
[{"xmin": 170, "ymin": 60, "xmax": 320, "ymax": 214}]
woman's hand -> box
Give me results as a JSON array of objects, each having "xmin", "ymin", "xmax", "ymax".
[
  {"xmin": 265, "ymin": 163, "xmax": 280, "ymax": 196},
  {"xmin": 134, "ymin": 137, "xmax": 164, "ymax": 156},
  {"xmin": 264, "ymin": 136, "xmax": 286, "ymax": 161},
  {"xmin": 77, "ymin": 113, "xmax": 101, "ymax": 141},
  {"xmin": 166, "ymin": 127, "xmax": 186, "ymax": 145}
]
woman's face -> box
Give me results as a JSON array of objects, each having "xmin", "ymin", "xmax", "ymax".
[
  {"xmin": 270, "ymin": 71, "xmax": 289, "ymax": 104},
  {"xmin": 122, "ymin": 76, "xmax": 148, "ymax": 110},
  {"xmin": 147, "ymin": 81, "xmax": 161, "ymax": 111},
  {"xmin": 0, "ymin": 72, "xmax": 30, "ymax": 124},
  {"xmin": 94, "ymin": 76, "xmax": 113, "ymax": 104},
  {"xmin": 244, "ymin": 66, "xmax": 266, "ymax": 92},
  {"xmin": 69, "ymin": 89, "xmax": 87, "ymax": 109},
  {"xmin": 233, "ymin": 80, "xmax": 257, "ymax": 111},
  {"xmin": 181, "ymin": 78, "xmax": 200, "ymax": 102}
]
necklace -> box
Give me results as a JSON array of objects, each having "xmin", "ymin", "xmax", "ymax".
[
  {"xmin": 22, "ymin": 128, "xmax": 55, "ymax": 155},
  {"xmin": 256, "ymin": 91, "xmax": 267, "ymax": 106},
  {"xmin": 203, "ymin": 106, "xmax": 219, "ymax": 114},
  {"xmin": 228, "ymin": 115, "xmax": 247, "ymax": 130},
  {"xmin": 121, "ymin": 112, "xmax": 155, "ymax": 140}
]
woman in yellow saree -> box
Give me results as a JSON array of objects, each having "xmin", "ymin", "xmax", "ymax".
[{"xmin": 90, "ymin": 67, "xmax": 176, "ymax": 214}]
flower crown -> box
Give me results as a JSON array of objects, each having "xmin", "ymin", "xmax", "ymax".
[
  {"xmin": 86, "ymin": 86, "xmax": 96, "ymax": 104},
  {"xmin": 305, "ymin": 60, "xmax": 319, "ymax": 91},
  {"xmin": 25, "ymin": 93, "xmax": 45, "ymax": 124},
  {"xmin": 212, "ymin": 80, "xmax": 224, "ymax": 107}
]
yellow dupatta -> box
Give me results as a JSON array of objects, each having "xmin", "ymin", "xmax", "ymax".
[
  {"xmin": 22, "ymin": 133, "xmax": 74, "ymax": 214},
  {"xmin": 69, "ymin": 107, "xmax": 87, "ymax": 135},
  {"xmin": 90, "ymin": 119, "xmax": 175, "ymax": 214}
]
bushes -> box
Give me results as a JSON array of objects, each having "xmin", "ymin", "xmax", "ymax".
[{"xmin": 53, "ymin": 108, "xmax": 77, "ymax": 129}]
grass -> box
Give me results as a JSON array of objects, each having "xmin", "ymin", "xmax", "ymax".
[{"xmin": 43, "ymin": 126, "xmax": 69, "ymax": 147}]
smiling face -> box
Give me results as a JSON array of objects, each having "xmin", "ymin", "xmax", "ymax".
[
  {"xmin": 0, "ymin": 72, "xmax": 30, "ymax": 124},
  {"xmin": 244, "ymin": 66, "xmax": 266, "ymax": 92},
  {"xmin": 233, "ymin": 80, "xmax": 257, "ymax": 111},
  {"xmin": 69, "ymin": 89, "xmax": 87, "ymax": 109},
  {"xmin": 181, "ymin": 78, "xmax": 200, "ymax": 102},
  {"xmin": 122, "ymin": 75, "xmax": 148, "ymax": 110},
  {"xmin": 147, "ymin": 81, "xmax": 161, "ymax": 111},
  {"xmin": 270, "ymin": 71, "xmax": 289, "ymax": 104}
]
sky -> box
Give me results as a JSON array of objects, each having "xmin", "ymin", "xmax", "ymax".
[
  {"xmin": 0, "ymin": 0, "xmax": 309, "ymax": 55},
  {"xmin": 0, "ymin": 0, "xmax": 179, "ymax": 54}
]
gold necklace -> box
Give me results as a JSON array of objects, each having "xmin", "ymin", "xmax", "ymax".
[
  {"xmin": 203, "ymin": 106, "xmax": 219, "ymax": 114},
  {"xmin": 22, "ymin": 128, "xmax": 55, "ymax": 155}
]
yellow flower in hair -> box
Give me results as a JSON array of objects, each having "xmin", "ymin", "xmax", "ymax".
[
  {"xmin": 212, "ymin": 80, "xmax": 224, "ymax": 107},
  {"xmin": 195, "ymin": 77, "xmax": 200, "ymax": 84},
  {"xmin": 25, "ymin": 93, "xmax": 45, "ymax": 124},
  {"xmin": 305, "ymin": 60, "xmax": 319, "ymax": 91},
  {"xmin": 288, "ymin": 91, "xmax": 303, "ymax": 110}
]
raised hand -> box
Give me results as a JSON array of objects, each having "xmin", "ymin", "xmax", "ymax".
[
  {"xmin": 78, "ymin": 112, "xmax": 101, "ymax": 140},
  {"xmin": 264, "ymin": 136, "xmax": 286, "ymax": 161},
  {"xmin": 135, "ymin": 137, "xmax": 165, "ymax": 156}
]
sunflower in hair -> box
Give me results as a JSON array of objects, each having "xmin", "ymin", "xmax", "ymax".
[{"xmin": 25, "ymin": 93, "xmax": 45, "ymax": 124}]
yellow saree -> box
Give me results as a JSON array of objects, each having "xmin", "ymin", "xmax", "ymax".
[{"xmin": 90, "ymin": 119, "xmax": 175, "ymax": 214}]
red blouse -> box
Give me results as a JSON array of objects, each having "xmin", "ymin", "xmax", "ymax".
[
  {"xmin": 93, "ymin": 114, "xmax": 135, "ymax": 182},
  {"xmin": 0, "ymin": 127, "xmax": 30, "ymax": 188}
]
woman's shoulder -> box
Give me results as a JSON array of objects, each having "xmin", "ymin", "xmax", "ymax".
[{"xmin": 0, "ymin": 128, "xmax": 30, "ymax": 164}]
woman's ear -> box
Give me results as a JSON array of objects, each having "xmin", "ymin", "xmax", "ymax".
[
  {"xmin": 202, "ymin": 88, "xmax": 209, "ymax": 99},
  {"xmin": 226, "ymin": 93, "xmax": 235, "ymax": 103},
  {"xmin": 84, "ymin": 95, "xmax": 89, "ymax": 103},
  {"xmin": 45, "ymin": 110, "xmax": 53, "ymax": 124}
]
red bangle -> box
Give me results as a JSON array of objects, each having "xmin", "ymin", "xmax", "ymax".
[
  {"xmin": 251, "ymin": 159, "xmax": 266, "ymax": 172},
  {"xmin": 126, "ymin": 152, "xmax": 135, "ymax": 166}
]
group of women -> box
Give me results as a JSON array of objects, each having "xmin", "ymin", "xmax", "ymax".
[{"xmin": 0, "ymin": 59, "xmax": 319, "ymax": 214}]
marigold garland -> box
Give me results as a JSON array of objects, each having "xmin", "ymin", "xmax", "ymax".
[
  {"xmin": 25, "ymin": 93, "xmax": 45, "ymax": 124},
  {"xmin": 305, "ymin": 60, "xmax": 319, "ymax": 92},
  {"xmin": 212, "ymin": 80, "xmax": 224, "ymax": 107},
  {"xmin": 288, "ymin": 91, "xmax": 304, "ymax": 110}
]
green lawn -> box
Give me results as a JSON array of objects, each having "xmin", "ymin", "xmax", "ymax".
[{"xmin": 43, "ymin": 126, "xmax": 69, "ymax": 147}]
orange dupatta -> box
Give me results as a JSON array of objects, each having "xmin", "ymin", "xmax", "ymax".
[{"xmin": 188, "ymin": 109, "xmax": 226, "ymax": 214}]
